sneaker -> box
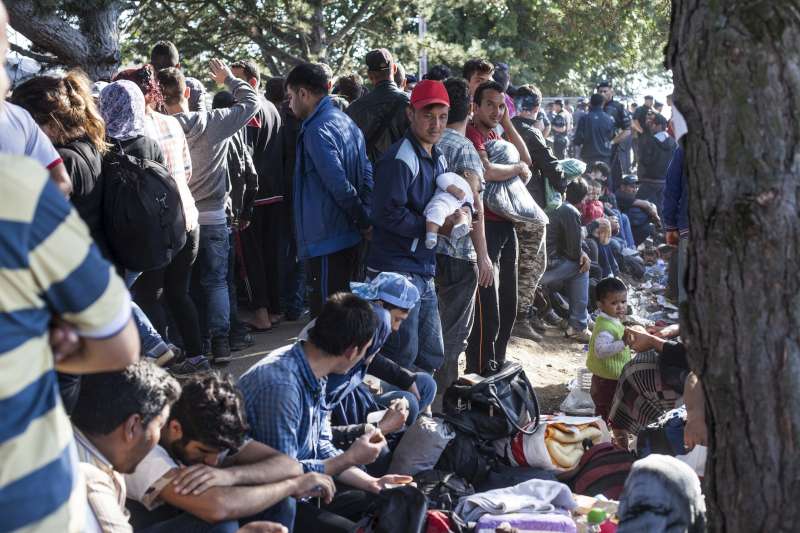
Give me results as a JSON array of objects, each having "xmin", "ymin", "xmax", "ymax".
[
  {"xmin": 168, "ymin": 355, "xmax": 212, "ymax": 376},
  {"xmin": 229, "ymin": 333, "xmax": 255, "ymax": 352},
  {"xmin": 211, "ymin": 337, "xmax": 233, "ymax": 364},
  {"xmin": 512, "ymin": 321, "xmax": 543, "ymax": 342},
  {"xmin": 565, "ymin": 326, "xmax": 592, "ymax": 343}
]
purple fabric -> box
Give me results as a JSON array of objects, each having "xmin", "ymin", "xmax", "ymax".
[
  {"xmin": 101, "ymin": 80, "xmax": 146, "ymax": 141},
  {"xmin": 476, "ymin": 512, "xmax": 576, "ymax": 533}
]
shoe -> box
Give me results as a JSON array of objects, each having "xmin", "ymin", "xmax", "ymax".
[
  {"xmin": 154, "ymin": 347, "xmax": 178, "ymax": 367},
  {"xmin": 512, "ymin": 321, "xmax": 543, "ymax": 342},
  {"xmin": 542, "ymin": 309, "xmax": 563, "ymax": 327},
  {"xmin": 565, "ymin": 326, "xmax": 592, "ymax": 343},
  {"xmin": 451, "ymin": 222, "xmax": 470, "ymax": 239},
  {"xmin": 529, "ymin": 316, "xmax": 550, "ymax": 334},
  {"xmin": 587, "ymin": 317, "xmax": 595, "ymax": 331},
  {"xmin": 211, "ymin": 337, "xmax": 232, "ymax": 364},
  {"xmin": 229, "ymin": 333, "xmax": 255, "ymax": 352},
  {"xmin": 168, "ymin": 355, "xmax": 212, "ymax": 376}
]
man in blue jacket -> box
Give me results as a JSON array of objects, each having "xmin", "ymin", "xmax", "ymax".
[
  {"xmin": 367, "ymin": 79, "xmax": 451, "ymax": 373},
  {"xmin": 286, "ymin": 63, "xmax": 373, "ymax": 317}
]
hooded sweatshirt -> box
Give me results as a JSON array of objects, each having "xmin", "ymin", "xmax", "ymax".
[{"xmin": 173, "ymin": 76, "xmax": 259, "ymax": 225}]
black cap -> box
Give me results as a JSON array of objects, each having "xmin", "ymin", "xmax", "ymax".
[
  {"xmin": 596, "ymin": 80, "xmax": 612, "ymax": 89},
  {"xmin": 621, "ymin": 174, "xmax": 639, "ymax": 185},
  {"xmin": 554, "ymin": 98, "xmax": 564, "ymax": 106},
  {"xmin": 365, "ymin": 48, "xmax": 393, "ymax": 71},
  {"xmin": 644, "ymin": 95, "xmax": 654, "ymax": 100}
]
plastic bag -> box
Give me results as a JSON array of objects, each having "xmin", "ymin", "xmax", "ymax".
[{"xmin": 560, "ymin": 379, "xmax": 596, "ymax": 416}]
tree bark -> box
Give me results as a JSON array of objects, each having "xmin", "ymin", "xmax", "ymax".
[
  {"xmin": 6, "ymin": 0, "xmax": 123, "ymax": 80},
  {"xmin": 667, "ymin": 1, "xmax": 800, "ymax": 531}
]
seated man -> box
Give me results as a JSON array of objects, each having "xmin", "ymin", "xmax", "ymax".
[
  {"xmin": 239, "ymin": 293, "xmax": 412, "ymax": 532},
  {"xmin": 124, "ymin": 373, "xmax": 330, "ymax": 532},
  {"xmin": 615, "ymin": 174, "xmax": 660, "ymax": 245},
  {"xmin": 540, "ymin": 178, "xmax": 592, "ymax": 342},
  {"xmin": 70, "ymin": 361, "xmax": 236, "ymax": 532}
]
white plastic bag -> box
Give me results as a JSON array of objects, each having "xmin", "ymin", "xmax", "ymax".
[{"xmin": 559, "ymin": 379, "xmax": 595, "ymax": 416}]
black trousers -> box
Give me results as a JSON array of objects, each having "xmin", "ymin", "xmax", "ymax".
[
  {"xmin": 294, "ymin": 487, "xmax": 377, "ymax": 533},
  {"xmin": 240, "ymin": 204, "xmax": 283, "ymax": 313},
  {"xmin": 307, "ymin": 244, "xmax": 360, "ymax": 318},
  {"xmin": 133, "ymin": 226, "xmax": 203, "ymax": 356},
  {"xmin": 466, "ymin": 220, "xmax": 518, "ymax": 374}
]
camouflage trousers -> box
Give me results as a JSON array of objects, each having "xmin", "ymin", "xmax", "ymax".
[{"xmin": 515, "ymin": 220, "xmax": 547, "ymax": 316}]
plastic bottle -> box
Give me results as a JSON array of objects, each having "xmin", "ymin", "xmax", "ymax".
[{"xmin": 586, "ymin": 508, "xmax": 607, "ymax": 533}]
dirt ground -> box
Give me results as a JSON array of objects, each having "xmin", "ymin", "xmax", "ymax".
[{"xmin": 232, "ymin": 313, "xmax": 588, "ymax": 415}]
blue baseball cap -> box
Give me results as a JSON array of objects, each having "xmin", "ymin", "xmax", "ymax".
[{"xmin": 350, "ymin": 272, "xmax": 420, "ymax": 310}]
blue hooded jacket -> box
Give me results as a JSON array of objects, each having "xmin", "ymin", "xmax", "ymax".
[
  {"xmin": 663, "ymin": 146, "xmax": 689, "ymax": 237},
  {"xmin": 294, "ymin": 96, "xmax": 373, "ymax": 259}
]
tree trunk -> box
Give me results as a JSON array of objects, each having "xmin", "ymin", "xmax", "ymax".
[
  {"xmin": 6, "ymin": 0, "xmax": 123, "ymax": 80},
  {"xmin": 667, "ymin": 1, "xmax": 800, "ymax": 531}
]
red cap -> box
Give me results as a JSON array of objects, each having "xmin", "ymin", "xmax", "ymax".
[{"xmin": 410, "ymin": 80, "xmax": 450, "ymax": 109}]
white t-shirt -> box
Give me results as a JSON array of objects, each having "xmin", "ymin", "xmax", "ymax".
[{"xmin": 0, "ymin": 102, "xmax": 62, "ymax": 169}]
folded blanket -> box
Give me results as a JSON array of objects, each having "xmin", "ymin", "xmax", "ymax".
[{"xmin": 455, "ymin": 479, "xmax": 576, "ymax": 522}]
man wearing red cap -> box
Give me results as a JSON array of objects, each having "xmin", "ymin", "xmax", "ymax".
[{"xmin": 367, "ymin": 80, "xmax": 453, "ymax": 375}]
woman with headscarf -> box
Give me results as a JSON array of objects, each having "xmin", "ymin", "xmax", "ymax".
[
  {"xmin": 100, "ymin": 80, "xmax": 178, "ymax": 367},
  {"xmin": 114, "ymin": 66, "xmax": 207, "ymax": 374},
  {"xmin": 101, "ymin": 79, "xmax": 166, "ymax": 163}
]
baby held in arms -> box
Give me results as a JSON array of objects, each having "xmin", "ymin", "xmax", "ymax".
[{"xmin": 424, "ymin": 171, "xmax": 477, "ymax": 249}]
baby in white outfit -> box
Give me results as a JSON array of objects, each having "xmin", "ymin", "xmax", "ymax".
[{"xmin": 424, "ymin": 172, "xmax": 475, "ymax": 249}]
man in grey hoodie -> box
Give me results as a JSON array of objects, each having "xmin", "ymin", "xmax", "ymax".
[{"xmin": 160, "ymin": 59, "xmax": 259, "ymax": 363}]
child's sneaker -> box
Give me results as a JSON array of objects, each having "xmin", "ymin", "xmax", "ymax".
[{"xmin": 565, "ymin": 326, "xmax": 592, "ymax": 343}]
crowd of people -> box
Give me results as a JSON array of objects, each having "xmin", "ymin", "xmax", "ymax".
[{"xmin": 0, "ymin": 0, "xmax": 700, "ymax": 529}]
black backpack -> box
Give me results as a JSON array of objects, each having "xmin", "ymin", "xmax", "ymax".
[
  {"xmin": 434, "ymin": 430, "xmax": 497, "ymax": 487},
  {"xmin": 102, "ymin": 149, "xmax": 186, "ymax": 272}
]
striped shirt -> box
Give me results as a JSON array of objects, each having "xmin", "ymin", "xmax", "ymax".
[
  {"xmin": 0, "ymin": 155, "xmax": 131, "ymax": 532},
  {"xmin": 144, "ymin": 112, "xmax": 199, "ymax": 231}
]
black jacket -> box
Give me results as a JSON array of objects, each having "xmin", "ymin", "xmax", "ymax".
[
  {"xmin": 346, "ymin": 80, "xmax": 410, "ymax": 163},
  {"xmin": 245, "ymin": 96, "xmax": 284, "ymax": 197},
  {"xmin": 638, "ymin": 133, "xmax": 677, "ymax": 183},
  {"xmin": 511, "ymin": 115, "xmax": 566, "ymax": 209},
  {"xmin": 546, "ymin": 202, "xmax": 584, "ymax": 263}
]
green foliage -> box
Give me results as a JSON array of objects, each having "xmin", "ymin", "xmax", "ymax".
[{"xmin": 79, "ymin": 0, "xmax": 666, "ymax": 94}]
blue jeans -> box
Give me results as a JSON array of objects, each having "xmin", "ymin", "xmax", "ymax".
[
  {"xmin": 193, "ymin": 223, "xmax": 230, "ymax": 339},
  {"xmin": 378, "ymin": 272, "xmax": 444, "ymax": 373},
  {"xmin": 540, "ymin": 259, "xmax": 589, "ymax": 330},
  {"xmin": 125, "ymin": 271, "xmax": 168, "ymax": 359},
  {"xmin": 137, "ymin": 513, "xmax": 238, "ymax": 533},
  {"xmin": 377, "ymin": 372, "xmax": 437, "ymax": 423}
]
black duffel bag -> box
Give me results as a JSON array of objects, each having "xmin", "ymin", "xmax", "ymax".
[{"xmin": 442, "ymin": 361, "xmax": 540, "ymax": 441}]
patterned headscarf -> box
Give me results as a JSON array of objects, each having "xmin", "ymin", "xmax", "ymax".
[{"xmin": 100, "ymin": 80, "xmax": 146, "ymax": 141}]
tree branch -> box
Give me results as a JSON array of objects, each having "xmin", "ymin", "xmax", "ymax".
[
  {"xmin": 9, "ymin": 42, "xmax": 61, "ymax": 64},
  {"xmin": 5, "ymin": 0, "xmax": 88, "ymax": 65},
  {"xmin": 329, "ymin": 0, "xmax": 383, "ymax": 44}
]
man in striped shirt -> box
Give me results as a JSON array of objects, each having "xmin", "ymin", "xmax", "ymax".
[{"xmin": 0, "ymin": 10, "xmax": 140, "ymax": 527}]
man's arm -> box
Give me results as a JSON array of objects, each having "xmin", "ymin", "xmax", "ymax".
[
  {"xmin": 478, "ymin": 150, "xmax": 529, "ymax": 183},
  {"xmin": 612, "ymin": 128, "xmax": 631, "ymax": 145},
  {"xmin": 28, "ymin": 174, "xmax": 139, "ymax": 373},
  {"xmin": 305, "ymin": 128, "xmax": 370, "ymax": 230},
  {"xmin": 207, "ymin": 60, "xmax": 260, "ymax": 144},
  {"xmin": 221, "ymin": 440, "xmax": 303, "ymax": 483},
  {"xmin": 469, "ymin": 188, "xmax": 493, "ymax": 288},
  {"xmin": 159, "ymin": 475, "xmax": 306, "ymax": 523}
]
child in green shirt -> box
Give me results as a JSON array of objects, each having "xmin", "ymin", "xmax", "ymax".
[{"xmin": 587, "ymin": 277, "xmax": 631, "ymax": 430}]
